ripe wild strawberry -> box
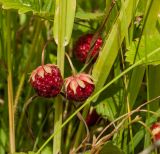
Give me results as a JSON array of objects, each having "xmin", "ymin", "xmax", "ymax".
[
  {"xmin": 86, "ymin": 109, "xmax": 100, "ymax": 126},
  {"xmin": 64, "ymin": 73, "xmax": 95, "ymax": 102},
  {"xmin": 74, "ymin": 34, "xmax": 103, "ymax": 63},
  {"xmin": 29, "ymin": 64, "xmax": 63, "ymax": 97},
  {"xmin": 151, "ymin": 122, "xmax": 160, "ymax": 141}
]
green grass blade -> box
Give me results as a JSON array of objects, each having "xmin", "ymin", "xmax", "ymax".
[
  {"xmin": 148, "ymin": 65, "xmax": 160, "ymax": 111},
  {"xmin": 92, "ymin": 0, "xmax": 137, "ymax": 101},
  {"xmin": 65, "ymin": 0, "xmax": 76, "ymax": 45},
  {"xmin": 144, "ymin": 0, "xmax": 160, "ymax": 35},
  {"xmin": 128, "ymin": 66, "xmax": 145, "ymax": 108},
  {"xmin": 53, "ymin": 0, "xmax": 76, "ymax": 46},
  {"xmin": 0, "ymin": 126, "xmax": 7, "ymax": 154}
]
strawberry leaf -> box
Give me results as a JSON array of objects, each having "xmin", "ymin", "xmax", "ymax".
[
  {"xmin": 125, "ymin": 31, "xmax": 160, "ymax": 65},
  {"xmin": 100, "ymin": 141, "xmax": 125, "ymax": 154}
]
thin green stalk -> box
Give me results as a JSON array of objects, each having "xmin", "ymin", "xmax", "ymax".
[
  {"xmin": 53, "ymin": 0, "xmax": 66, "ymax": 153},
  {"xmin": 122, "ymin": 59, "xmax": 134, "ymax": 153},
  {"xmin": 53, "ymin": 97, "xmax": 63, "ymax": 154},
  {"xmin": 73, "ymin": 104, "xmax": 90, "ymax": 149},
  {"xmin": 36, "ymin": 47, "xmax": 160, "ymax": 154},
  {"xmin": 14, "ymin": 19, "xmax": 42, "ymax": 113},
  {"xmin": 144, "ymin": 32, "xmax": 150, "ymax": 148},
  {"xmin": 33, "ymin": 108, "xmax": 52, "ymax": 151},
  {"xmin": 64, "ymin": 118, "xmax": 74, "ymax": 154},
  {"xmin": 6, "ymin": 11, "xmax": 15, "ymax": 153},
  {"xmin": 16, "ymin": 20, "xmax": 42, "ymax": 143}
]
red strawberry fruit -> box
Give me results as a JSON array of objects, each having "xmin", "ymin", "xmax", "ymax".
[
  {"xmin": 74, "ymin": 34, "xmax": 102, "ymax": 63},
  {"xmin": 151, "ymin": 122, "xmax": 160, "ymax": 141},
  {"xmin": 29, "ymin": 64, "xmax": 63, "ymax": 97},
  {"xmin": 64, "ymin": 73, "xmax": 95, "ymax": 102},
  {"xmin": 86, "ymin": 109, "xmax": 100, "ymax": 126}
]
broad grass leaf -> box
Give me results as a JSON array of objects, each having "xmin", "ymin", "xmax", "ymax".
[
  {"xmin": 100, "ymin": 141, "xmax": 125, "ymax": 154},
  {"xmin": 148, "ymin": 65, "xmax": 160, "ymax": 111},
  {"xmin": 53, "ymin": 0, "xmax": 76, "ymax": 46},
  {"xmin": 127, "ymin": 66, "xmax": 145, "ymax": 108},
  {"xmin": 144, "ymin": 0, "xmax": 160, "ymax": 35},
  {"xmin": 0, "ymin": 127, "xmax": 7, "ymax": 154},
  {"xmin": 65, "ymin": 0, "xmax": 76, "ymax": 45},
  {"xmin": 92, "ymin": 0, "xmax": 136, "ymax": 101},
  {"xmin": 126, "ymin": 129, "xmax": 145, "ymax": 153}
]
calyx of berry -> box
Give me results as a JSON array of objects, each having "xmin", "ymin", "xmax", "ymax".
[
  {"xmin": 64, "ymin": 73, "xmax": 95, "ymax": 102},
  {"xmin": 30, "ymin": 64, "xmax": 53, "ymax": 81}
]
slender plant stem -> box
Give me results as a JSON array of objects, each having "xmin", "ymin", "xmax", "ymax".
[
  {"xmin": 33, "ymin": 107, "xmax": 52, "ymax": 151},
  {"xmin": 73, "ymin": 104, "xmax": 90, "ymax": 149},
  {"xmin": 15, "ymin": 20, "xmax": 42, "ymax": 143},
  {"xmin": 14, "ymin": 19, "xmax": 42, "ymax": 113},
  {"xmin": 53, "ymin": 0, "xmax": 66, "ymax": 153},
  {"xmin": 6, "ymin": 11, "xmax": 15, "ymax": 153},
  {"xmin": 64, "ymin": 117, "xmax": 74, "ymax": 154}
]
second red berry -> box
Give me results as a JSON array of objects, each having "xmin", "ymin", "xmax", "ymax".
[
  {"xmin": 64, "ymin": 73, "xmax": 95, "ymax": 102},
  {"xmin": 74, "ymin": 34, "xmax": 103, "ymax": 63}
]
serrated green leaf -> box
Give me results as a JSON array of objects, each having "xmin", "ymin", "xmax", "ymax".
[
  {"xmin": 0, "ymin": 1, "xmax": 35, "ymax": 14},
  {"xmin": 125, "ymin": 33, "xmax": 160, "ymax": 65},
  {"xmin": 96, "ymin": 97, "xmax": 117, "ymax": 121},
  {"xmin": 41, "ymin": 145, "xmax": 52, "ymax": 154},
  {"xmin": 0, "ymin": 0, "xmax": 53, "ymax": 19},
  {"xmin": 76, "ymin": 8, "xmax": 104, "ymax": 20},
  {"xmin": 100, "ymin": 141, "xmax": 125, "ymax": 154}
]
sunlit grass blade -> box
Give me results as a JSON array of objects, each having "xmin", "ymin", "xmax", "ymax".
[
  {"xmin": 148, "ymin": 66, "xmax": 160, "ymax": 111},
  {"xmin": 128, "ymin": 66, "xmax": 145, "ymax": 108},
  {"xmin": 53, "ymin": 0, "xmax": 76, "ymax": 46},
  {"xmin": 92, "ymin": 0, "xmax": 137, "ymax": 101}
]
